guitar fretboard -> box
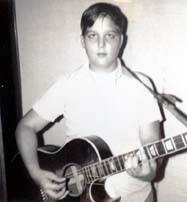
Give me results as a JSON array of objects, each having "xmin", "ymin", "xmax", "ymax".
[{"xmin": 81, "ymin": 132, "xmax": 187, "ymax": 184}]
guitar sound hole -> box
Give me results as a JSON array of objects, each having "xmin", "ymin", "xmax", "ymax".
[{"xmin": 63, "ymin": 163, "xmax": 86, "ymax": 197}]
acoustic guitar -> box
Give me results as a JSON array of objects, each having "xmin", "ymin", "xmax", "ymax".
[{"xmin": 12, "ymin": 133, "xmax": 187, "ymax": 202}]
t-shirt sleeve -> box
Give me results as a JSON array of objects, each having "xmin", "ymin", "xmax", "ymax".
[
  {"xmin": 33, "ymin": 75, "xmax": 68, "ymax": 122},
  {"xmin": 138, "ymin": 74, "xmax": 163, "ymax": 125}
]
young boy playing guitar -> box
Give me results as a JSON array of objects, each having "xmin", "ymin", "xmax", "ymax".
[{"xmin": 15, "ymin": 3, "xmax": 163, "ymax": 202}]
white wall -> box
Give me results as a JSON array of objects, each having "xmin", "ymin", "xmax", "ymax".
[{"xmin": 15, "ymin": 0, "xmax": 187, "ymax": 201}]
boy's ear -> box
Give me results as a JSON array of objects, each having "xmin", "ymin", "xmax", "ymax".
[
  {"xmin": 118, "ymin": 34, "xmax": 128, "ymax": 58},
  {"xmin": 80, "ymin": 35, "xmax": 85, "ymax": 48},
  {"xmin": 120, "ymin": 35, "xmax": 124, "ymax": 48}
]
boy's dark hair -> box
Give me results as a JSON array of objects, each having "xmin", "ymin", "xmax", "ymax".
[{"xmin": 81, "ymin": 2, "xmax": 128, "ymax": 36}]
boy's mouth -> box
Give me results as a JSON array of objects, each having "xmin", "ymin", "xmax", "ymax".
[{"xmin": 97, "ymin": 52, "xmax": 107, "ymax": 57}]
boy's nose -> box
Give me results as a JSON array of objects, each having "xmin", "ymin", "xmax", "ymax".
[{"xmin": 98, "ymin": 37, "xmax": 105, "ymax": 48}]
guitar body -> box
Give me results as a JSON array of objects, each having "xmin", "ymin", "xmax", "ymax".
[
  {"xmin": 11, "ymin": 136, "xmax": 121, "ymax": 202},
  {"xmin": 11, "ymin": 132, "xmax": 187, "ymax": 201}
]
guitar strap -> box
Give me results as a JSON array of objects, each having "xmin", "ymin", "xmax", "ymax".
[
  {"xmin": 125, "ymin": 66, "xmax": 187, "ymax": 127},
  {"xmin": 124, "ymin": 65, "xmax": 162, "ymax": 103}
]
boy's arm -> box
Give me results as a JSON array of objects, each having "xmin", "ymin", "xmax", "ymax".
[
  {"xmin": 126, "ymin": 120, "xmax": 162, "ymax": 181},
  {"xmin": 15, "ymin": 109, "xmax": 68, "ymax": 200},
  {"xmin": 16, "ymin": 109, "xmax": 49, "ymax": 176}
]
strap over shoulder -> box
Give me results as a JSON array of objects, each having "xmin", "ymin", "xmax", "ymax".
[
  {"xmin": 127, "ymin": 68, "xmax": 187, "ymax": 126},
  {"xmin": 135, "ymin": 71, "xmax": 158, "ymax": 93}
]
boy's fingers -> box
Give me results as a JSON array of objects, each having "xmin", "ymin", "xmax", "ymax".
[
  {"xmin": 59, "ymin": 190, "xmax": 69, "ymax": 199},
  {"xmin": 149, "ymin": 159, "xmax": 157, "ymax": 169},
  {"xmin": 131, "ymin": 154, "xmax": 139, "ymax": 168},
  {"xmin": 46, "ymin": 172, "xmax": 65, "ymax": 183},
  {"xmin": 139, "ymin": 147, "xmax": 148, "ymax": 162},
  {"xmin": 125, "ymin": 154, "xmax": 135, "ymax": 176},
  {"xmin": 46, "ymin": 182, "xmax": 64, "ymax": 190},
  {"xmin": 46, "ymin": 189, "xmax": 66, "ymax": 200}
]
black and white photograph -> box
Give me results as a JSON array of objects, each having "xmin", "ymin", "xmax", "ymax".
[{"xmin": 1, "ymin": 0, "xmax": 187, "ymax": 202}]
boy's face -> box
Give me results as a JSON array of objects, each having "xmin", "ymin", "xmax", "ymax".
[{"xmin": 81, "ymin": 15, "xmax": 123, "ymax": 72}]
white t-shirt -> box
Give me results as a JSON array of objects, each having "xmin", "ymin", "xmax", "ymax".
[{"xmin": 33, "ymin": 60, "xmax": 162, "ymax": 201}]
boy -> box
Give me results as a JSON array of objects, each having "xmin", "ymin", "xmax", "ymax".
[{"xmin": 16, "ymin": 2, "xmax": 162, "ymax": 201}]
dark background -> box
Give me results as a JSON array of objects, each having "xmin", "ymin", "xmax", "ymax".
[{"xmin": 0, "ymin": 0, "xmax": 22, "ymax": 201}]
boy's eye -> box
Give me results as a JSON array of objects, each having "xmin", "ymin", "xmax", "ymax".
[
  {"xmin": 106, "ymin": 32, "xmax": 119, "ymax": 40},
  {"xmin": 105, "ymin": 33, "xmax": 117, "ymax": 39},
  {"xmin": 87, "ymin": 33, "xmax": 97, "ymax": 39}
]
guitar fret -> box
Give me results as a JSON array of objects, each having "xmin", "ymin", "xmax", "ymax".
[
  {"xmin": 161, "ymin": 140, "xmax": 168, "ymax": 155},
  {"xmin": 89, "ymin": 166, "xmax": 94, "ymax": 181},
  {"xmin": 155, "ymin": 141, "xmax": 166, "ymax": 155},
  {"xmin": 86, "ymin": 166, "xmax": 92, "ymax": 182},
  {"xmin": 147, "ymin": 144, "xmax": 158, "ymax": 159},
  {"xmin": 143, "ymin": 146, "xmax": 151, "ymax": 160},
  {"xmin": 118, "ymin": 155, "xmax": 125, "ymax": 170},
  {"xmin": 95, "ymin": 164, "xmax": 100, "ymax": 178},
  {"xmin": 116, "ymin": 156, "xmax": 123, "ymax": 170},
  {"xmin": 90, "ymin": 165, "xmax": 98, "ymax": 179},
  {"xmin": 164, "ymin": 138, "xmax": 175, "ymax": 153},
  {"xmin": 113, "ymin": 157, "xmax": 121, "ymax": 171},
  {"xmin": 173, "ymin": 135, "xmax": 185, "ymax": 149},
  {"xmin": 183, "ymin": 133, "xmax": 187, "ymax": 144},
  {"xmin": 112, "ymin": 156, "xmax": 121, "ymax": 172},
  {"xmin": 101, "ymin": 161, "xmax": 108, "ymax": 176},
  {"xmin": 108, "ymin": 159, "xmax": 117, "ymax": 173},
  {"xmin": 170, "ymin": 136, "xmax": 177, "ymax": 150},
  {"xmin": 181, "ymin": 133, "xmax": 186, "ymax": 145},
  {"xmin": 97, "ymin": 163, "xmax": 105, "ymax": 177},
  {"xmin": 105, "ymin": 160, "xmax": 112, "ymax": 174},
  {"xmin": 83, "ymin": 167, "xmax": 90, "ymax": 183}
]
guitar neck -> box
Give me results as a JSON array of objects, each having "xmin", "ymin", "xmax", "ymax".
[{"xmin": 82, "ymin": 132, "xmax": 187, "ymax": 184}]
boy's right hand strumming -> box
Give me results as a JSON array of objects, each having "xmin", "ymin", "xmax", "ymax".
[
  {"xmin": 15, "ymin": 110, "xmax": 68, "ymax": 200},
  {"xmin": 30, "ymin": 167, "xmax": 68, "ymax": 200}
]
